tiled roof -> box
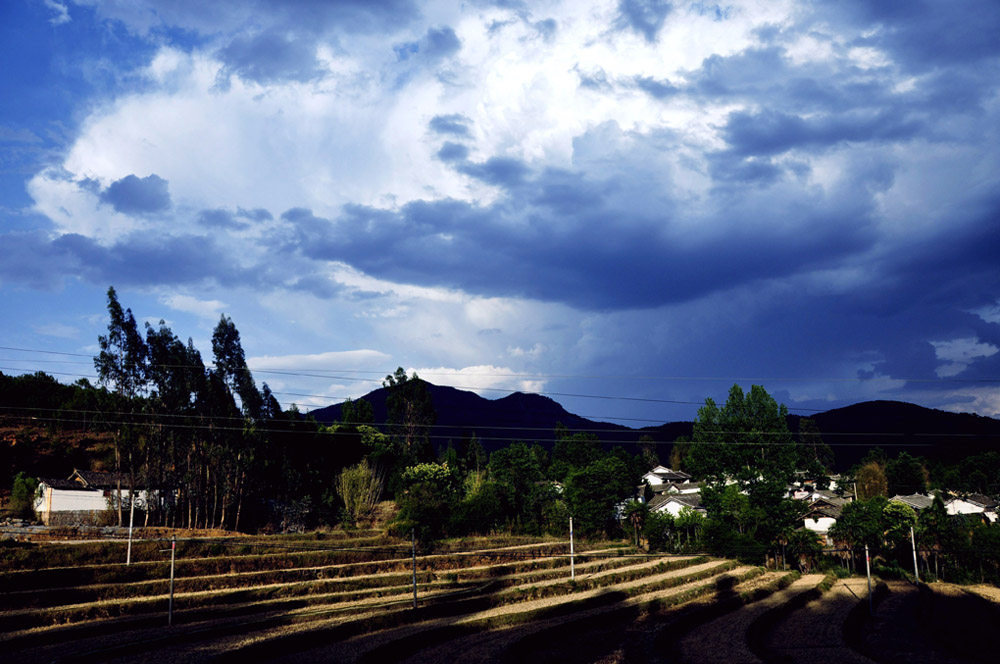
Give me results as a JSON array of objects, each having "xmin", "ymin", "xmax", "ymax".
[
  {"xmin": 39, "ymin": 478, "xmax": 91, "ymax": 490},
  {"xmin": 72, "ymin": 469, "xmax": 132, "ymax": 489},
  {"xmin": 890, "ymin": 494, "xmax": 935, "ymax": 510},
  {"xmin": 961, "ymin": 494, "xmax": 999, "ymax": 509}
]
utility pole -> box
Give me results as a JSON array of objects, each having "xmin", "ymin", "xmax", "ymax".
[
  {"xmin": 910, "ymin": 526, "xmax": 920, "ymax": 583},
  {"xmin": 865, "ymin": 542, "xmax": 873, "ymax": 615},
  {"xmin": 569, "ymin": 516, "xmax": 575, "ymax": 581},
  {"xmin": 168, "ymin": 535, "xmax": 176, "ymax": 626},
  {"xmin": 411, "ymin": 528, "xmax": 418, "ymax": 609}
]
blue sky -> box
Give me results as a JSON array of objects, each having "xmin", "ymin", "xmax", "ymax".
[{"xmin": 2, "ymin": 0, "xmax": 999, "ymax": 427}]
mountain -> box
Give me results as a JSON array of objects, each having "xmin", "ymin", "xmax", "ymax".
[
  {"xmin": 309, "ymin": 386, "xmax": 1000, "ymax": 470},
  {"xmin": 308, "ymin": 383, "xmax": 648, "ymax": 453},
  {"xmin": 790, "ymin": 400, "xmax": 1000, "ymax": 469}
]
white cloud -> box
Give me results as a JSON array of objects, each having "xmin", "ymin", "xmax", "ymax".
[
  {"xmin": 931, "ymin": 337, "xmax": 999, "ymax": 378},
  {"xmin": 248, "ymin": 349, "xmax": 391, "ymax": 371},
  {"xmin": 161, "ymin": 294, "xmax": 228, "ymax": 319},
  {"xmin": 412, "ymin": 364, "xmax": 546, "ymax": 396},
  {"xmin": 44, "ymin": 0, "xmax": 70, "ymax": 25},
  {"xmin": 33, "ymin": 322, "xmax": 79, "ymax": 338}
]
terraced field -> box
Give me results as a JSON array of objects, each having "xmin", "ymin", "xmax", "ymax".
[{"xmin": 2, "ymin": 532, "xmax": 998, "ymax": 663}]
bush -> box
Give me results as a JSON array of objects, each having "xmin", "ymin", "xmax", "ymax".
[{"xmin": 8, "ymin": 472, "xmax": 38, "ymax": 520}]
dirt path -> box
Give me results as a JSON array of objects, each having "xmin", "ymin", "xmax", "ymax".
[
  {"xmin": 763, "ymin": 578, "xmax": 874, "ymax": 664},
  {"xmin": 676, "ymin": 573, "xmax": 825, "ymax": 664},
  {"xmin": 860, "ymin": 581, "xmax": 972, "ymax": 664}
]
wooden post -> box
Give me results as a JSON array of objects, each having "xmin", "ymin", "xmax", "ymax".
[
  {"xmin": 910, "ymin": 526, "xmax": 919, "ymax": 583},
  {"xmin": 865, "ymin": 542, "xmax": 873, "ymax": 615},
  {"xmin": 569, "ymin": 516, "xmax": 575, "ymax": 581},
  {"xmin": 168, "ymin": 536, "xmax": 176, "ymax": 626},
  {"xmin": 411, "ymin": 528, "xmax": 418, "ymax": 609},
  {"xmin": 127, "ymin": 496, "xmax": 135, "ymax": 565}
]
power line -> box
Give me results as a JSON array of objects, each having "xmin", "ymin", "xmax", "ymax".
[{"xmin": 4, "ymin": 345, "xmax": 1000, "ymax": 384}]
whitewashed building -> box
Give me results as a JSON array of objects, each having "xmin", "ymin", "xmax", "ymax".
[{"xmin": 945, "ymin": 494, "xmax": 998, "ymax": 522}]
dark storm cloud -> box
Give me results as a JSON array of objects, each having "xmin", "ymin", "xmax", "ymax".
[
  {"xmin": 395, "ymin": 26, "xmax": 461, "ymax": 62},
  {"xmin": 216, "ymin": 30, "xmax": 324, "ymax": 85},
  {"xmin": 278, "ymin": 153, "xmax": 880, "ymax": 311},
  {"xmin": 88, "ymin": 0, "xmax": 421, "ymax": 37},
  {"xmin": 812, "ymin": 0, "xmax": 1000, "ymax": 71},
  {"xmin": 633, "ymin": 75, "xmax": 677, "ymax": 99},
  {"xmin": 236, "ymin": 207, "xmax": 273, "ymax": 222},
  {"xmin": 0, "ymin": 229, "xmax": 252, "ymax": 289},
  {"xmin": 616, "ymin": 0, "xmax": 672, "ymax": 42},
  {"xmin": 99, "ymin": 174, "xmax": 171, "ymax": 215},
  {"xmin": 428, "ymin": 114, "xmax": 472, "ymax": 137},
  {"xmin": 0, "ymin": 230, "xmax": 68, "ymax": 289},
  {"xmin": 436, "ymin": 142, "xmax": 470, "ymax": 162},
  {"xmin": 197, "ymin": 209, "xmax": 249, "ymax": 230},
  {"xmin": 197, "ymin": 207, "xmax": 273, "ymax": 229},
  {"xmin": 721, "ymin": 108, "xmax": 923, "ymax": 157}
]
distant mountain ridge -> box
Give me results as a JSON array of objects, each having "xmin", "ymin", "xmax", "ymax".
[{"xmin": 308, "ymin": 385, "xmax": 1000, "ymax": 470}]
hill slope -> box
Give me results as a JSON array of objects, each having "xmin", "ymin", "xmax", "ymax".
[{"xmin": 309, "ymin": 386, "xmax": 1000, "ymax": 469}]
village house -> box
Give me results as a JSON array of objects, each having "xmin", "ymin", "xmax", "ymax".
[
  {"xmin": 642, "ymin": 465, "xmax": 693, "ymax": 488},
  {"xmin": 647, "ymin": 492, "xmax": 707, "ymax": 518},
  {"xmin": 945, "ymin": 494, "xmax": 998, "ymax": 522},
  {"xmin": 33, "ymin": 469, "xmax": 163, "ymax": 526},
  {"xmin": 889, "ymin": 493, "xmax": 936, "ymax": 512}
]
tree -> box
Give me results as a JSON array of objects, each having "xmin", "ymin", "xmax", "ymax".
[
  {"xmin": 337, "ymin": 459, "xmax": 384, "ymax": 525},
  {"xmin": 886, "ymin": 452, "xmax": 927, "ymax": 496},
  {"xmin": 856, "ymin": 461, "xmax": 888, "ymax": 499},
  {"xmin": 686, "ymin": 384, "xmax": 798, "ymax": 545},
  {"xmin": 383, "ymin": 368, "xmax": 436, "ymax": 460},
  {"xmin": 797, "ymin": 419, "xmax": 834, "ymax": 476},
  {"xmin": 212, "ymin": 315, "xmax": 261, "ymax": 418},
  {"xmin": 489, "ymin": 442, "xmax": 545, "ymax": 529},
  {"xmin": 340, "ymin": 398, "xmax": 374, "ymax": 425},
  {"xmin": 622, "ymin": 500, "xmax": 648, "ymax": 548},
  {"xmin": 564, "ymin": 455, "xmax": 634, "ymax": 536},
  {"xmin": 94, "ymin": 286, "xmax": 148, "ymax": 526},
  {"xmin": 95, "ymin": 286, "xmax": 148, "ymax": 400},
  {"xmin": 638, "ymin": 434, "xmax": 659, "ymax": 468},
  {"xmin": 549, "ymin": 427, "xmax": 603, "ymax": 483},
  {"xmin": 8, "ymin": 472, "xmax": 38, "ymax": 520}
]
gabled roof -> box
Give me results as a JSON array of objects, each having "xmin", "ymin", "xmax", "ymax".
[
  {"xmin": 805, "ymin": 503, "xmax": 842, "ymax": 520},
  {"xmin": 71, "ymin": 469, "xmax": 132, "ymax": 489},
  {"xmin": 648, "ymin": 492, "xmax": 704, "ymax": 512},
  {"xmin": 644, "ymin": 466, "xmax": 692, "ymax": 482},
  {"xmin": 811, "ymin": 495, "xmax": 849, "ymax": 508},
  {"xmin": 39, "ymin": 477, "xmax": 94, "ymax": 491},
  {"xmin": 950, "ymin": 494, "xmax": 999, "ymax": 509},
  {"xmin": 890, "ymin": 494, "xmax": 935, "ymax": 511}
]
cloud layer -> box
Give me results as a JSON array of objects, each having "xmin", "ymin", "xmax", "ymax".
[{"xmin": 2, "ymin": 0, "xmax": 999, "ymax": 421}]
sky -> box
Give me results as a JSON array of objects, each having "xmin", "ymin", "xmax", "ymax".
[{"xmin": 1, "ymin": 0, "xmax": 999, "ymax": 428}]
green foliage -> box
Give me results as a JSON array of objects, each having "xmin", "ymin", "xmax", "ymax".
[
  {"xmin": 831, "ymin": 497, "xmax": 888, "ymax": 549},
  {"xmin": 337, "ymin": 459, "xmax": 383, "ymax": 525},
  {"xmin": 855, "ymin": 461, "xmax": 888, "ymax": 499},
  {"xmin": 564, "ymin": 455, "xmax": 634, "ymax": 536},
  {"xmin": 383, "ymin": 368, "xmax": 436, "ymax": 461},
  {"xmin": 549, "ymin": 427, "xmax": 603, "ymax": 482},
  {"xmin": 8, "ymin": 472, "xmax": 38, "ymax": 520},
  {"xmin": 643, "ymin": 510, "xmax": 675, "ymax": 551},
  {"xmin": 687, "ymin": 384, "xmax": 799, "ymax": 546},
  {"xmin": 339, "ymin": 398, "xmax": 374, "ymax": 425},
  {"xmin": 796, "ymin": 418, "xmax": 835, "ymax": 475},
  {"xmin": 621, "ymin": 499, "xmax": 648, "ymax": 547},
  {"xmin": 786, "ymin": 529, "xmax": 824, "ymax": 572},
  {"xmin": 688, "ymin": 384, "xmax": 796, "ymax": 506},
  {"xmin": 885, "ymin": 452, "xmax": 928, "ymax": 496},
  {"xmin": 489, "ymin": 441, "xmax": 545, "ymax": 527}
]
